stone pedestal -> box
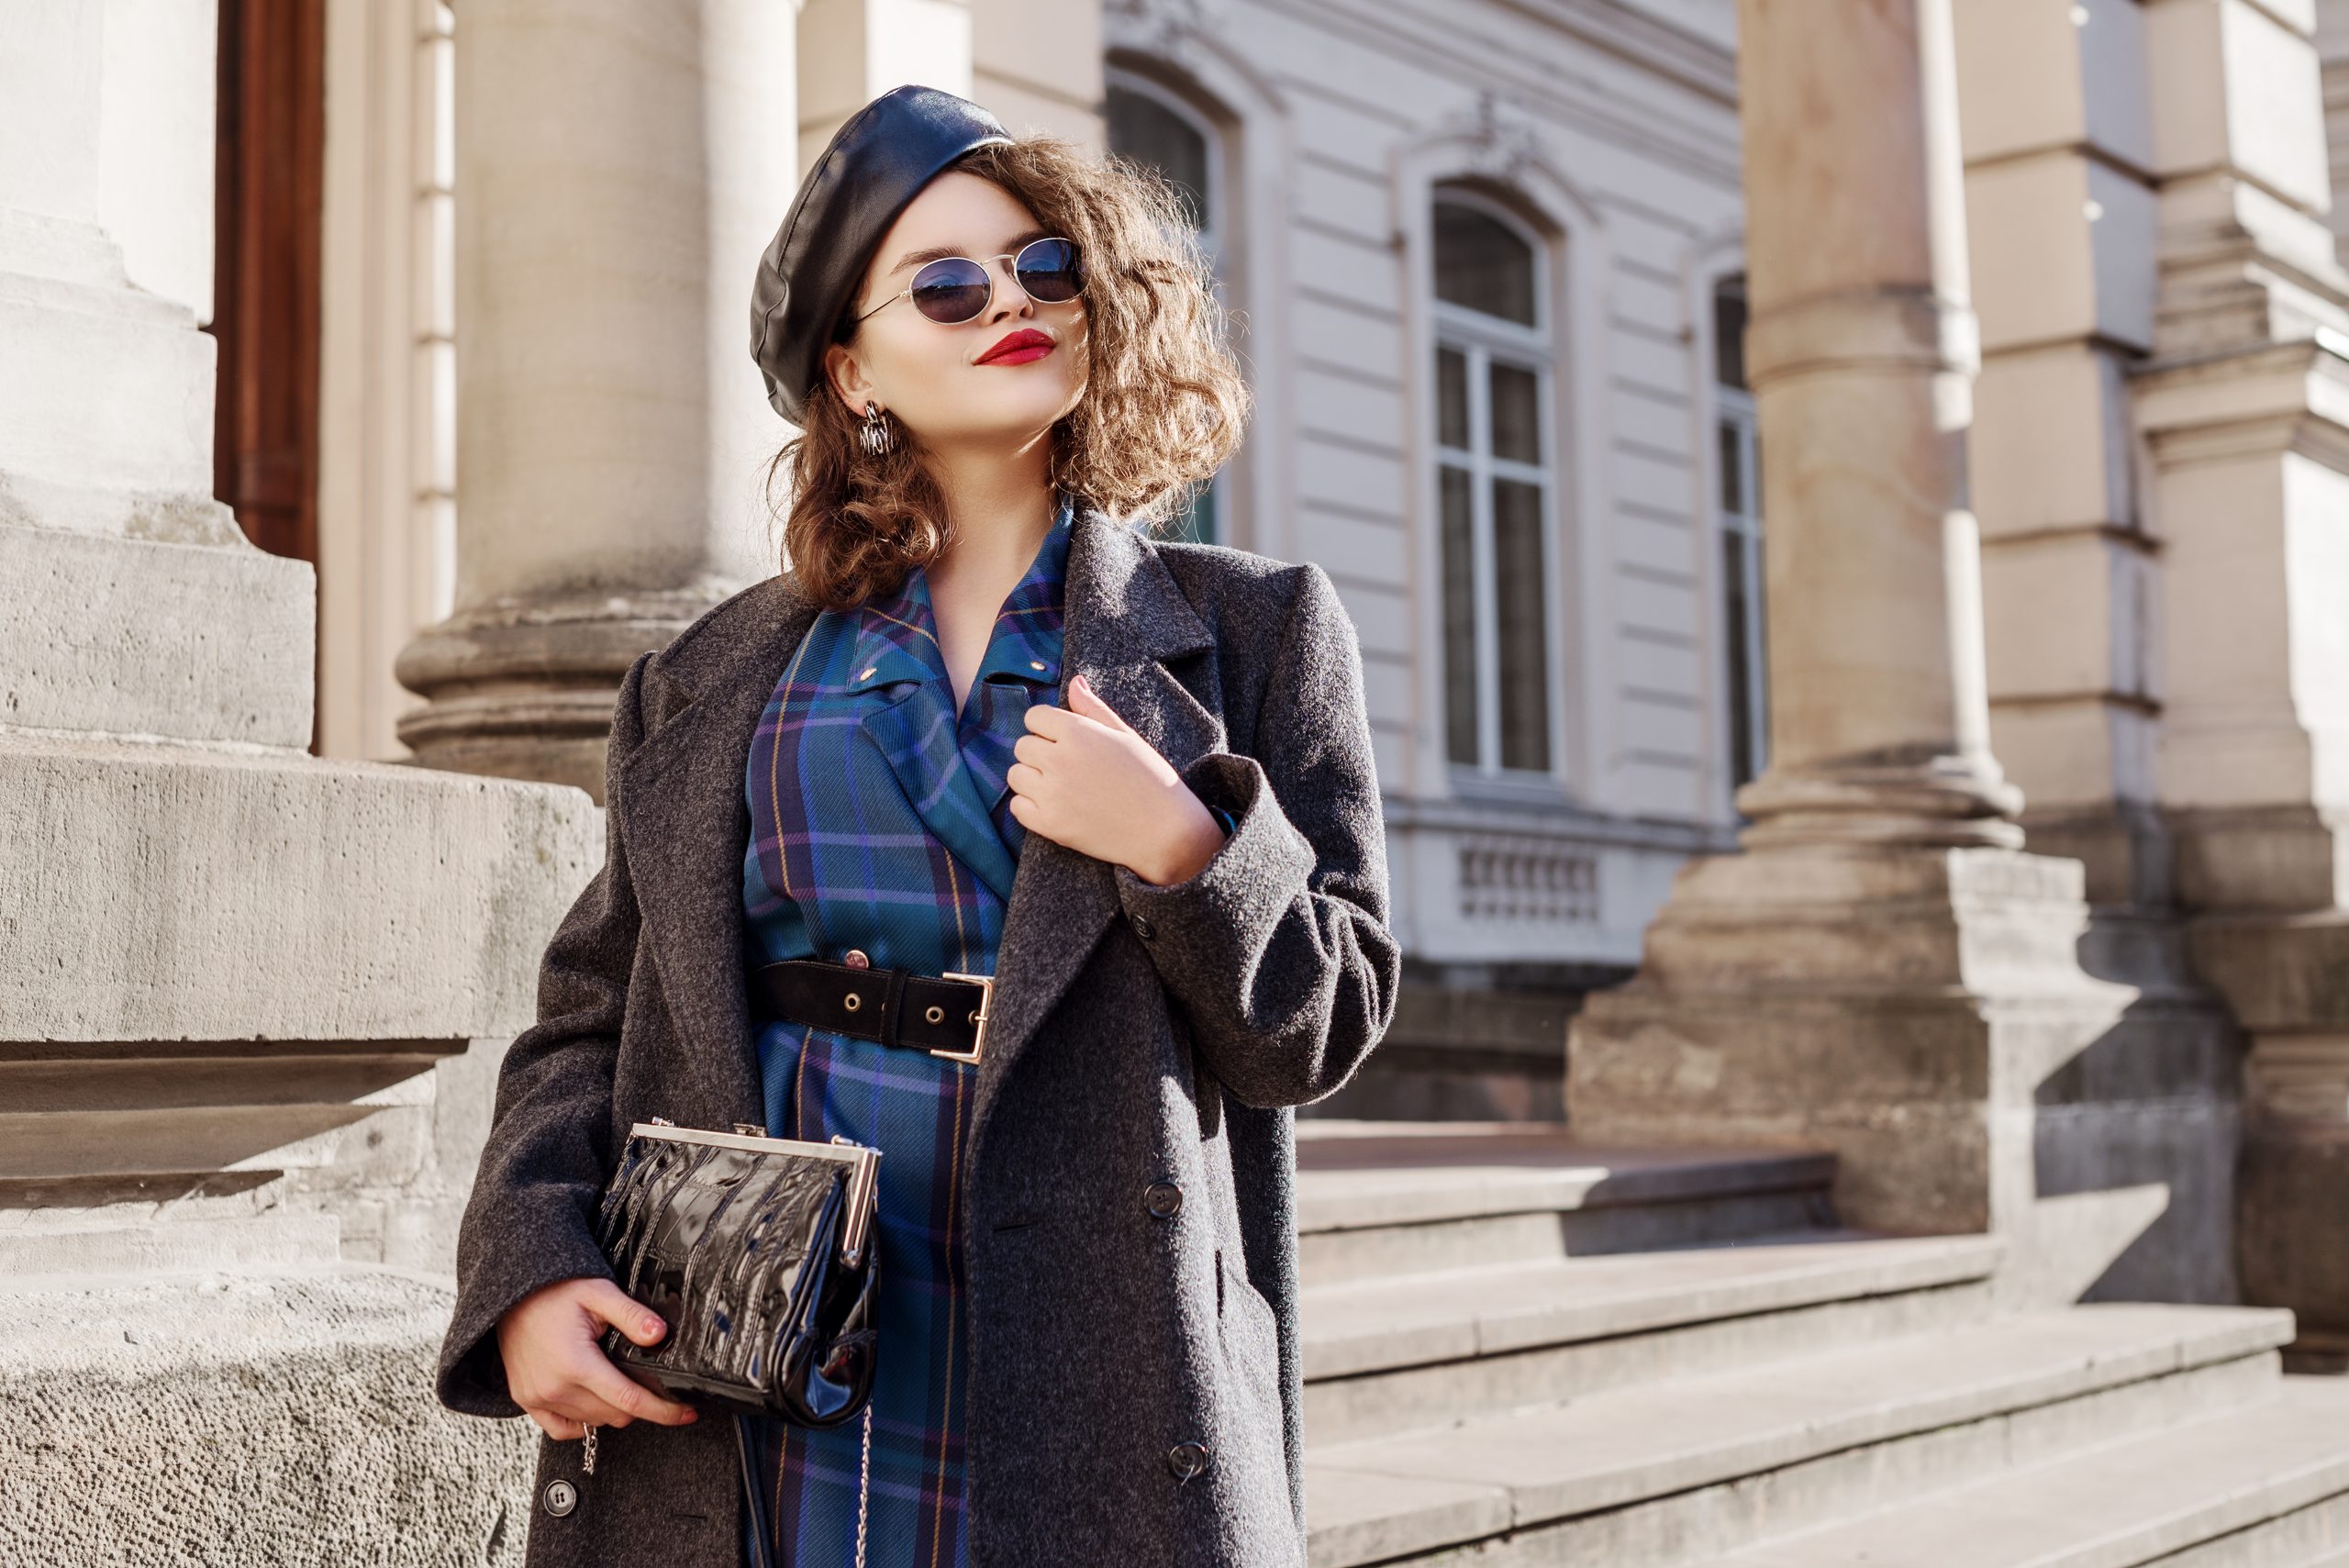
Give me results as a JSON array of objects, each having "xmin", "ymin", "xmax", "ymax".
[
  {"xmin": 394, "ymin": 0, "xmax": 798, "ymax": 799},
  {"xmin": 1572, "ymin": 0, "xmax": 2241, "ymax": 1307},
  {"xmin": 1572, "ymin": 848, "xmax": 2241, "ymax": 1307},
  {"xmin": 0, "ymin": 3, "xmax": 597, "ymax": 1557},
  {"xmin": 0, "ymin": 1269, "xmax": 536, "ymax": 1565}
]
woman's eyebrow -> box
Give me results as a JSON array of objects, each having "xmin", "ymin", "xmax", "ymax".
[{"xmin": 886, "ymin": 228, "xmax": 1051, "ymax": 277}]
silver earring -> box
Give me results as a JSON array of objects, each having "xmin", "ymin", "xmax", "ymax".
[{"xmin": 859, "ymin": 401, "xmax": 896, "ymax": 457}]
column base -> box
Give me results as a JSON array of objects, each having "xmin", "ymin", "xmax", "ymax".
[
  {"xmin": 394, "ymin": 584, "xmax": 742, "ymax": 799},
  {"xmin": 1569, "ymin": 842, "xmax": 2243, "ymax": 1308},
  {"xmin": 1734, "ymin": 756, "xmax": 2028, "ymax": 851}
]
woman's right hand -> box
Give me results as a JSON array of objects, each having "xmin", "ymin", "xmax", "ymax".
[{"xmin": 496, "ymin": 1275, "xmax": 702, "ymax": 1440}]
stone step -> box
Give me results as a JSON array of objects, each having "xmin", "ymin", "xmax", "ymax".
[
  {"xmin": 1295, "ymin": 1122, "xmax": 1840, "ymax": 1286},
  {"xmin": 1303, "ymin": 1302, "xmax": 2298, "ymax": 1568},
  {"xmin": 1303, "ymin": 1228, "xmax": 2003, "ymax": 1445},
  {"xmin": 1701, "ymin": 1375, "xmax": 2349, "ymax": 1568}
]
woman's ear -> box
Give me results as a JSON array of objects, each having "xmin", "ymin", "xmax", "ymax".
[{"xmin": 823, "ymin": 341, "xmax": 874, "ymax": 419}]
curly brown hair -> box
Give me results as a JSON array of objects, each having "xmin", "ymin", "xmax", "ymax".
[{"xmin": 764, "ymin": 135, "xmax": 1251, "ymax": 611}]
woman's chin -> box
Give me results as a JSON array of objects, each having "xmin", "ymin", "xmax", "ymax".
[{"xmin": 911, "ymin": 407, "xmax": 1074, "ymax": 455}]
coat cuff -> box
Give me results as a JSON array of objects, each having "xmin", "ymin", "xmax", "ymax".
[
  {"xmin": 1111, "ymin": 748, "xmax": 1318, "ymax": 966},
  {"xmin": 435, "ymin": 1215, "xmax": 616, "ymax": 1419}
]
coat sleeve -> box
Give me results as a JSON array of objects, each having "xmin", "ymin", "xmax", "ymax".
[
  {"xmin": 433, "ymin": 651, "xmax": 654, "ymax": 1419},
  {"xmin": 1109, "ymin": 562, "xmax": 1402, "ymax": 1109}
]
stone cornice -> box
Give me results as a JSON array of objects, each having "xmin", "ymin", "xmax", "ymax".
[{"xmin": 1486, "ymin": 0, "xmax": 1738, "ymax": 105}]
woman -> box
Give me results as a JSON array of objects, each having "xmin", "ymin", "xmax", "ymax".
[{"xmin": 434, "ymin": 84, "xmax": 1399, "ymax": 1568}]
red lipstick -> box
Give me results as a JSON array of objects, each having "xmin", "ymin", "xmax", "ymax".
[{"xmin": 976, "ymin": 328, "xmax": 1054, "ymax": 366}]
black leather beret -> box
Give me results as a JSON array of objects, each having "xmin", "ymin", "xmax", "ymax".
[{"xmin": 750, "ymin": 84, "xmax": 1012, "ymax": 425}]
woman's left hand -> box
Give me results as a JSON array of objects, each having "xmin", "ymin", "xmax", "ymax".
[{"xmin": 1007, "ymin": 673, "xmax": 1229, "ymax": 885}]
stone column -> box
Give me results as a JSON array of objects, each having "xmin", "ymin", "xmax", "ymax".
[
  {"xmin": 798, "ymin": 0, "xmax": 974, "ymax": 157},
  {"xmin": 395, "ymin": 0, "xmax": 799, "ymax": 799},
  {"xmin": 2134, "ymin": 0, "xmax": 2349, "ymax": 1368},
  {"xmin": 1570, "ymin": 0, "xmax": 2221, "ymax": 1307},
  {"xmin": 1717, "ymin": 0, "xmax": 2021, "ymax": 851}
]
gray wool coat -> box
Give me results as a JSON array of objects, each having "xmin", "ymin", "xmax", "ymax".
[{"xmin": 433, "ymin": 505, "xmax": 1402, "ymax": 1568}]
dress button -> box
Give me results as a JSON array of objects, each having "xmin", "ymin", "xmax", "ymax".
[
  {"xmin": 1130, "ymin": 914, "xmax": 1156, "ymax": 940},
  {"xmin": 542, "ymin": 1478, "xmax": 578, "ymax": 1518},
  {"xmin": 1167, "ymin": 1439, "xmax": 1210, "ymax": 1481},
  {"xmin": 1144, "ymin": 1180, "xmax": 1183, "ymax": 1218}
]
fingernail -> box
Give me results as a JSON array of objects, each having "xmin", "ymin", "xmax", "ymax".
[{"xmin": 643, "ymin": 1317, "xmax": 664, "ymax": 1337}]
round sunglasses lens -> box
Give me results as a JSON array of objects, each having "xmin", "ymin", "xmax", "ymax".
[
  {"xmin": 908, "ymin": 257, "xmax": 990, "ymax": 323},
  {"xmin": 1014, "ymin": 239, "xmax": 1083, "ymax": 303}
]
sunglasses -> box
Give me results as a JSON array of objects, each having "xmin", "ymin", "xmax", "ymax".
[{"xmin": 852, "ymin": 236, "xmax": 1085, "ymax": 327}]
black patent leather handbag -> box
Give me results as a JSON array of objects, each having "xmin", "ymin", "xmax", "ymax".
[{"xmin": 589, "ymin": 1118, "xmax": 884, "ymax": 1568}]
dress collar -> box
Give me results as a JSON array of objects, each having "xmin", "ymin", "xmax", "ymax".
[{"xmin": 841, "ymin": 493, "xmax": 1074, "ymax": 696}]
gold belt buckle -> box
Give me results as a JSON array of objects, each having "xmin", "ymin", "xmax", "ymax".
[{"xmin": 933, "ymin": 971, "xmax": 994, "ymax": 1064}]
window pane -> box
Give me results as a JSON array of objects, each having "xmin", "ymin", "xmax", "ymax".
[
  {"xmin": 1438, "ymin": 347, "xmax": 1469, "ymax": 450},
  {"xmin": 1434, "ymin": 200, "xmax": 1536, "ymax": 326},
  {"xmin": 1107, "ymin": 84, "xmax": 1212, "ymax": 234},
  {"xmin": 1492, "ymin": 478, "xmax": 1550, "ymax": 773},
  {"xmin": 1719, "ymin": 417, "xmax": 1742, "ymax": 514},
  {"xmin": 1441, "ymin": 464, "xmax": 1480, "ymax": 766},
  {"xmin": 1491, "ymin": 361, "xmax": 1541, "ymax": 464},
  {"xmin": 1713, "ymin": 274, "xmax": 1748, "ymax": 390},
  {"xmin": 1723, "ymin": 529, "xmax": 1757, "ymax": 789}
]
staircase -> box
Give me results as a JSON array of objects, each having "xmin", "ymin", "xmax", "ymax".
[{"xmin": 1295, "ymin": 1122, "xmax": 2349, "ymax": 1568}]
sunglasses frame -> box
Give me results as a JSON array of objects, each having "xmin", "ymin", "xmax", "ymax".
[{"xmin": 852, "ymin": 236, "xmax": 1085, "ymax": 327}]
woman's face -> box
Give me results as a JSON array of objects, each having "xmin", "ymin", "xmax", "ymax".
[{"xmin": 823, "ymin": 171, "xmax": 1088, "ymax": 454}]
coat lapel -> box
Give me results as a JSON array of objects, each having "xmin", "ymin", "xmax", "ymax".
[
  {"xmin": 969, "ymin": 508, "xmax": 1225, "ymax": 1136},
  {"xmin": 611, "ymin": 506, "xmax": 1226, "ymax": 1141}
]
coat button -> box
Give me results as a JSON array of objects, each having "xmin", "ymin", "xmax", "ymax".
[
  {"xmin": 542, "ymin": 1478, "xmax": 578, "ymax": 1518},
  {"xmin": 1167, "ymin": 1439, "xmax": 1210, "ymax": 1481},
  {"xmin": 1130, "ymin": 914, "xmax": 1156, "ymax": 940},
  {"xmin": 1145, "ymin": 1180, "xmax": 1184, "ymax": 1218}
]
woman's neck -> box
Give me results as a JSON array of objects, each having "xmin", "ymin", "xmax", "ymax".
[{"xmin": 922, "ymin": 435, "xmax": 1059, "ymax": 593}]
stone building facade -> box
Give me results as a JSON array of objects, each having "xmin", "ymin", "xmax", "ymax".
[{"xmin": 312, "ymin": 0, "xmax": 1757, "ymax": 1124}]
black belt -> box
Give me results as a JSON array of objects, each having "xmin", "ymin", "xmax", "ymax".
[{"xmin": 748, "ymin": 957, "xmax": 996, "ymax": 1065}]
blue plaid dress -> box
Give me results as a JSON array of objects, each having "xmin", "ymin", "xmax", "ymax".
[{"xmin": 735, "ymin": 497, "xmax": 1237, "ymax": 1566}]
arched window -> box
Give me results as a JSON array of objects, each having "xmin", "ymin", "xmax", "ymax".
[
  {"xmin": 1712, "ymin": 272, "xmax": 1766, "ymax": 792},
  {"xmin": 1433, "ymin": 188, "xmax": 1553, "ymax": 775},
  {"xmin": 1107, "ymin": 72, "xmax": 1226, "ymax": 545}
]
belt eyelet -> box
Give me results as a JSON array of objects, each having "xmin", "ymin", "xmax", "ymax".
[
  {"xmin": 844, "ymin": 993, "xmax": 862, "ymax": 1012},
  {"xmin": 925, "ymin": 1005, "xmax": 943, "ymax": 1023}
]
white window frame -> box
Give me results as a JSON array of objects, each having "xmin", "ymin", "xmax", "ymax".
[
  {"xmin": 1431, "ymin": 188, "xmax": 1561, "ymax": 783},
  {"xmin": 1105, "ymin": 66, "xmax": 1229, "ymax": 547}
]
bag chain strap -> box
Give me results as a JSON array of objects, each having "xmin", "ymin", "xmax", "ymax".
[
  {"xmin": 725, "ymin": 1400, "xmax": 874, "ymax": 1568},
  {"xmin": 853, "ymin": 1398, "xmax": 874, "ymax": 1568}
]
